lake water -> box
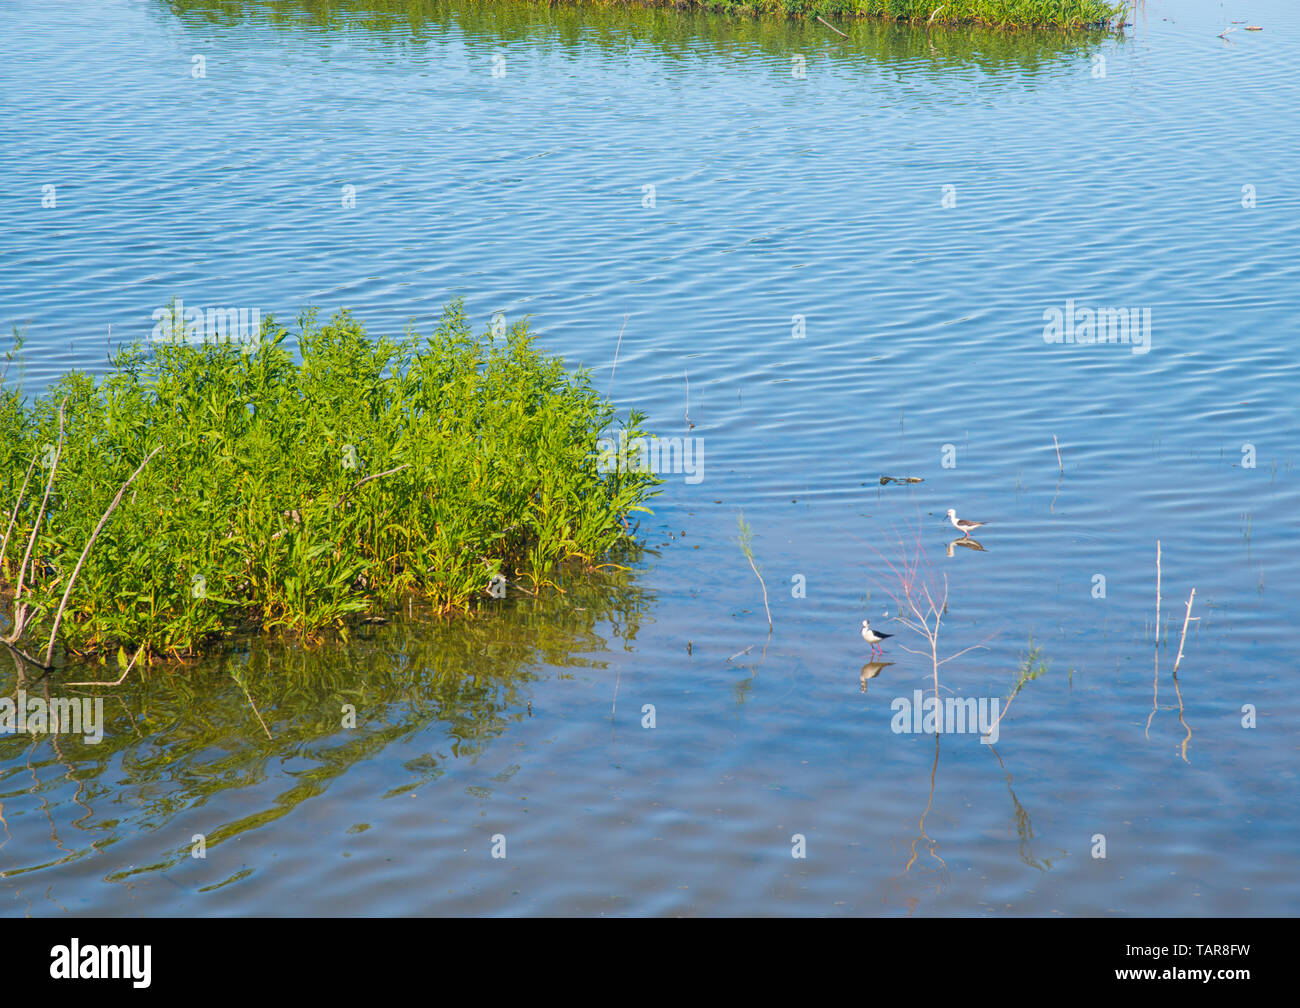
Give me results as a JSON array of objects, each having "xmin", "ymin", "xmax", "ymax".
[{"xmin": 1, "ymin": 0, "xmax": 1298, "ymax": 916}]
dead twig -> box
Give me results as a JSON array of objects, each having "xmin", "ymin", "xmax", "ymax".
[
  {"xmin": 816, "ymin": 15, "xmax": 849, "ymax": 38},
  {"xmin": 737, "ymin": 512, "xmax": 772, "ymax": 631},
  {"xmin": 1145, "ymin": 540, "xmax": 1160, "ymax": 738},
  {"xmin": 859, "ymin": 516, "xmax": 994, "ymax": 712},
  {"xmin": 5, "ymin": 401, "xmax": 65, "ymax": 644},
  {"xmin": 0, "ymin": 451, "xmax": 39, "ymax": 574},
  {"xmin": 1172, "ymin": 587, "xmax": 1196, "ymax": 675},
  {"xmin": 1, "ymin": 638, "xmax": 47, "ymax": 671},
  {"xmin": 607, "ymin": 314, "xmax": 628, "ymax": 398},
  {"xmin": 44, "ymin": 445, "xmax": 164, "ymax": 668},
  {"xmin": 1171, "ymin": 588, "xmax": 1197, "ymax": 762},
  {"xmin": 351, "ymin": 462, "xmax": 410, "ymax": 491},
  {"xmin": 233, "ymin": 671, "xmax": 273, "ymax": 740},
  {"xmin": 66, "ymin": 645, "xmax": 143, "ymax": 687}
]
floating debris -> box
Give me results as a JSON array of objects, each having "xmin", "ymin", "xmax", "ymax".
[
  {"xmin": 816, "ymin": 14, "xmax": 849, "ymax": 38},
  {"xmin": 879, "ymin": 476, "xmax": 924, "ymax": 485}
]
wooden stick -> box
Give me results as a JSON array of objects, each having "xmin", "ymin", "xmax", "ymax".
[
  {"xmin": 1145, "ymin": 540, "xmax": 1160, "ymax": 738},
  {"xmin": 817, "ymin": 15, "xmax": 849, "ymax": 38},
  {"xmin": 352, "ymin": 462, "xmax": 410, "ymax": 490},
  {"xmin": 1053, "ymin": 434, "xmax": 1063, "ymax": 474},
  {"xmin": 1172, "ymin": 588, "xmax": 1196, "ymax": 674},
  {"xmin": 235, "ymin": 673, "xmax": 273, "ymax": 740},
  {"xmin": 67, "ymin": 644, "xmax": 143, "ymax": 687},
  {"xmin": 1, "ymin": 638, "xmax": 46, "ymax": 670},
  {"xmin": 0, "ymin": 451, "xmax": 39, "ymax": 574},
  {"xmin": 1170, "ymin": 586, "xmax": 1197, "ymax": 762},
  {"xmin": 607, "ymin": 314, "xmax": 628, "ymax": 398},
  {"xmin": 5, "ymin": 402, "xmax": 65, "ymax": 642},
  {"xmin": 43, "ymin": 445, "xmax": 163, "ymax": 668}
]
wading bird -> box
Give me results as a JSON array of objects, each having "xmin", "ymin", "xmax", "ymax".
[
  {"xmin": 861, "ymin": 619, "xmax": 893, "ymax": 656},
  {"xmin": 945, "ymin": 508, "xmax": 987, "ymax": 538}
]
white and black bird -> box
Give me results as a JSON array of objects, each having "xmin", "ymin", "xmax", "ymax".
[
  {"xmin": 945, "ymin": 508, "xmax": 987, "ymax": 538},
  {"xmin": 861, "ymin": 619, "xmax": 893, "ymax": 655}
]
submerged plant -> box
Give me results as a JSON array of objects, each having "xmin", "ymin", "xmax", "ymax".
[
  {"xmin": 985, "ymin": 634, "xmax": 1049, "ymax": 735},
  {"xmin": 569, "ymin": 0, "xmax": 1124, "ymax": 30},
  {"xmin": 736, "ymin": 510, "xmax": 772, "ymax": 630},
  {"xmin": 0, "ymin": 300, "xmax": 659, "ymax": 663}
]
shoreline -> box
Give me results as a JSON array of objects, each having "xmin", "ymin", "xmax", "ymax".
[{"xmin": 529, "ymin": 0, "xmax": 1127, "ymax": 30}]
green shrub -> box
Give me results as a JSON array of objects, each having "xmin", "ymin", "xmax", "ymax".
[{"xmin": 0, "ymin": 301, "xmax": 658, "ymax": 661}]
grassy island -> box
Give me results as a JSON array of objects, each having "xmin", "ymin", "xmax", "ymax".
[
  {"xmin": 552, "ymin": 0, "xmax": 1125, "ymax": 30},
  {"xmin": 0, "ymin": 301, "xmax": 657, "ymax": 664}
]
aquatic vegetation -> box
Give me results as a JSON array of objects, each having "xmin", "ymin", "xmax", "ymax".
[
  {"xmin": 1010, "ymin": 634, "xmax": 1049, "ymax": 697},
  {"xmin": 169, "ymin": 0, "xmax": 1122, "ymax": 70},
  {"xmin": 0, "ymin": 301, "xmax": 658, "ymax": 662},
  {"xmin": 736, "ymin": 510, "xmax": 772, "ymax": 629},
  {"xmin": 559, "ymin": 0, "xmax": 1124, "ymax": 30}
]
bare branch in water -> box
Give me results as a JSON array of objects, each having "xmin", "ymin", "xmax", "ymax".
[
  {"xmin": 44, "ymin": 445, "xmax": 164, "ymax": 668},
  {"xmin": 737, "ymin": 512, "xmax": 772, "ymax": 631},
  {"xmin": 67, "ymin": 645, "xmax": 144, "ymax": 687},
  {"xmin": 817, "ymin": 15, "xmax": 849, "ymax": 38},
  {"xmin": 5, "ymin": 401, "xmax": 65, "ymax": 644},
  {"xmin": 0, "ymin": 451, "xmax": 39, "ymax": 574}
]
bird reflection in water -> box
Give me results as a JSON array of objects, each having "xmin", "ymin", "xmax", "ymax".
[
  {"xmin": 859, "ymin": 660, "xmax": 894, "ymax": 693},
  {"xmin": 945, "ymin": 536, "xmax": 985, "ymax": 557}
]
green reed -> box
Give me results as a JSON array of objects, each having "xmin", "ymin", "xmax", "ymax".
[
  {"xmin": 0, "ymin": 300, "xmax": 658, "ymax": 662},
  {"xmin": 556, "ymin": 0, "xmax": 1124, "ymax": 29}
]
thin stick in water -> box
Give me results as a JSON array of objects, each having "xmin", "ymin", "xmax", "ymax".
[
  {"xmin": 607, "ymin": 314, "xmax": 628, "ymax": 398},
  {"xmin": 67, "ymin": 645, "xmax": 143, "ymax": 687},
  {"xmin": 1146, "ymin": 540, "xmax": 1160, "ymax": 738},
  {"xmin": 0, "ymin": 451, "xmax": 39, "ymax": 574},
  {"xmin": 816, "ymin": 15, "xmax": 849, "ymax": 38},
  {"xmin": 737, "ymin": 512, "xmax": 772, "ymax": 630},
  {"xmin": 44, "ymin": 445, "xmax": 164, "ymax": 667},
  {"xmin": 234, "ymin": 671, "xmax": 273, "ymax": 740},
  {"xmin": 1172, "ymin": 588, "xmax": 1196, "ymax": 674},
  {"xmin": 1171, "ymin": 588, "xmax": 1197, "ymax": 762},
  {"xmin": 5, "ymin": 401, "xmax": 65, "ymax": 643}
]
